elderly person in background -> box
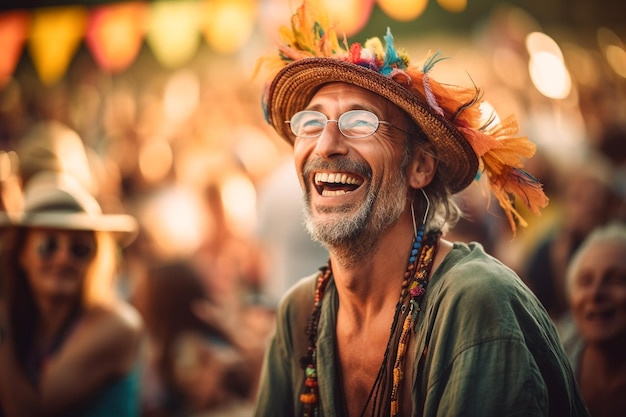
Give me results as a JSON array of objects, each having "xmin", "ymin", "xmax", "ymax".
[
  {"xmin": 0, "ymin": 171, "xmax": 143, "ymax": 416},
  {"xmin": 562, "ymin": 222, "xmax": 626, "ymax": 417}
]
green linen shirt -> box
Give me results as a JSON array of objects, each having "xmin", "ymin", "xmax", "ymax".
[{"xmin": 254, "ymin": 242, "xmax": 590, "ymax": 417}]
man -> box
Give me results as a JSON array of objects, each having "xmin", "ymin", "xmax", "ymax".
[{"xmin": 254, "ymin": 1, "xmax": 589, "ymax": 416}]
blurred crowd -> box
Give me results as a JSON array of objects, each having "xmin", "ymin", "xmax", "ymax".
[
  {"xmin": 1, "ymin": 3, "xmax": 626, "ymax": 416},
  {"xmin": 3, "ymin": 108, "xmax": 625, "ymax": 417}
]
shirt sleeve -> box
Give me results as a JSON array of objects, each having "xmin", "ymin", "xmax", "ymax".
[
  {"xmin": 418, "ymin": 244, "xmax": 588, "ymax": 417},
  {"xmin": 423, "ymin": 337, "xmax": 549, "ymax": 417}
]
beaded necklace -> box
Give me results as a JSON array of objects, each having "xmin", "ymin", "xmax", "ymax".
[{"xmin": 299, "ymin": 226, "xmax": 441, "ymax": 417}]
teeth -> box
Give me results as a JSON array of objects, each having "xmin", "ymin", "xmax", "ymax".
[
  {"xmin": 315, "ymin": 172, "xmax": 361, "ymax": 185},
  {"xmin": 322, "ymin": 189, "xmax": 348, "ymax": 196}
]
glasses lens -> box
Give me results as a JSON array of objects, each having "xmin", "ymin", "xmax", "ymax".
[
  {"xmin": 338, "ymin": 110, "xmax": 379, "ymax": 138},
  {"xmin": 289, "ymin": 111, "xmax": 327, "ymax": 138},
  {"xmin": 36, "ymin": 233, "xmax": 94, "ymax": 261},
  {"xmin": 37, "ymin": 237, "xmax": 58, "ymax": 260},
  {"xmin": 70, "ymin": 243, "xmax": 94, "ymax": 260}
]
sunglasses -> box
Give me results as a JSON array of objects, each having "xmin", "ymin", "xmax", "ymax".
[{"xmin": 36, "ymin": 233, "xmax": 96, "ymax": 262}]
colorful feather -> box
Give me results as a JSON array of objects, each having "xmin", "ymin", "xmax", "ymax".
[{"xmin": 256, "ymin": 0, "xmax": 549, "ymax": 234}]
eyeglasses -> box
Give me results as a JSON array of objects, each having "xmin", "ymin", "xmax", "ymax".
[
  {"xmin": 36, "ymin": 233, "xmax": 95, "ymax": 262},
  {"xmin": 286, "ymin": 110, "xmax": 397, "ymax": 139}
]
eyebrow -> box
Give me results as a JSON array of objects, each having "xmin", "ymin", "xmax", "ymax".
[{"xmin": 305, "ymin": 103, "xmax": 382, "ymax": 116}]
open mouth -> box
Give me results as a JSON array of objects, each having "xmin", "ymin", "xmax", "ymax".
[{"xmin": 314, "ymin": 172, "xmax": 363, "ymax": 196}]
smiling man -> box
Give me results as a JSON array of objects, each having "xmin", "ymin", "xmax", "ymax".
[{"xmin": 253, "ymin": 1, "xmax": 589, "ymax": 417}]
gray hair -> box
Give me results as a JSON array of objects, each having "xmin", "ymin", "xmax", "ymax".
[{"xmin": 566, "ymin": 221, "xmax": 626, "ymax": 297}]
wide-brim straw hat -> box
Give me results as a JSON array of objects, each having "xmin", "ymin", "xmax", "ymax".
[
  {"xmin": 265, "ymin": 57, "xmax": 478, "ymax": 194},
  {"xmin": 0, "ymin": 171, "xmax": 138, "ymax": 246},
  {"xmin": 258, "ymin": 0, "xmax": 549, "ymax": 232}
]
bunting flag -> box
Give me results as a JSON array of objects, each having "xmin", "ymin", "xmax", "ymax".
[
  {"xmin": 146, "ymin": 0, "xmax": 202, "ymax": 69},
  {"xmin": 28, "ymin": 6, "xmax": 87, "ymax": 85},
  {"xmin": 201, "ymin": 0, "xmax": 257, "ymax": 55},
  {"xmin": 0, "ymin": 10, "xmax": 30, "ymax": 88},
  {"xmin": 85, "ymin": 1, "xmax": 148, "ymax": 73},
  {"xmin": 0, "ymin": 0, "xmax": 443, "ymax": 86}
]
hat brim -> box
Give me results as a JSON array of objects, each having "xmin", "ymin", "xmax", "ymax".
[
  {"xmin": 0, "ymin": 212, "xmax": 138, "ymax": 247},
  {"xmin": 265, "ymin": 57, "xmax": 479, "ymax": 194}
]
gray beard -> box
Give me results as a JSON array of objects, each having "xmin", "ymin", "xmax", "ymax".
[{"xmin": 303, "ymin": 163, "xmax": 408, "ymax": 267}]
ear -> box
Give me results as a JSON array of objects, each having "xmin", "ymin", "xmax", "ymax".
[{"xmin": 407, "ymin": 146, "xmax": 437, "ymax": 189}]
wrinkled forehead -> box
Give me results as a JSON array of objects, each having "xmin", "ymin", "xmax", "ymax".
[{"xmin": 308, "ymin": 82, "xmax": 413, "ymax": 125}]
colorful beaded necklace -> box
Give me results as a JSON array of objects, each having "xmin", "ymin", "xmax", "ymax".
[{"xmin": 299, "ymin": 225, "xmax": 441, "ymax": 417}]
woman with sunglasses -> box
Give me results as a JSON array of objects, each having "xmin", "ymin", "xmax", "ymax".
[{"xmin": 0, "ymin": 171, "xmax": 143, "ymax": 416}]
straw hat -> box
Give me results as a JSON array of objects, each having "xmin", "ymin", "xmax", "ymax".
[
  {"xmin": 265, "ymin": 57, "xmax": 478, "ymax": 194},
  {"xmin": 258, "ymin": 0, "xmax": 549, "ymax": 232},
  {"xmin": 0, "ymin": 171, "xmax": 138, "ymax": 246}
]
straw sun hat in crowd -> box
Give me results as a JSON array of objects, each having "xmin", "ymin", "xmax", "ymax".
[
  {"xmin": 0, "ymin": 171, "xmax": 138, "ymax": 246},
  {"xmin": 257, "ymin": 0, "xmax": 549, "ymax": 232}
]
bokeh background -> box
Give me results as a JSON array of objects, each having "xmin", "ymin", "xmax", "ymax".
[
  {"xmin": 1, "ymin": 0, "xmax": 625, "ymax": 415},
  {"xmin": 0, "ymin": 0, "xmax": 626, "ymax": 302}
]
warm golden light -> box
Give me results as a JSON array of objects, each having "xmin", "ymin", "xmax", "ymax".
[
  {"xmin": 28, "ymin": 6, "xmax": 87, "ymax": 85},
  {"xmin": 525, "ymin": 32, "xmax": 571, "ymax": 99},
  {"xmin": 377, "ymin": 0, "xmax": 428, "ymax": 22},
  {"xmin": 232, "ymin": 126, "xmax": 281, "ymax": 178},
  {"xmin": 0, "ymin": 10, "xmax": 29, "ymax": 88},
  {"xmin": 606, "ymin": 45, "xmax": 626, "ymax": 78},
  {"xmin": 597, "ymin": 27, "xmax": 623, "ymax": 51},
  {"xmin": 221, "ymin": 174, "xmax": 257, "ymax": 237},
  {"xmin": 201, "ymin": 0, "xmax": 257, "ymax": 54},
  {"xmin": 138, "ymin": 137, "xmax": 173, "ymax": 184},
  {"xmin": 525, "ymin": 31, "xmax": 563, "ymax": 59},
  {"xmin": 163, "ymin": 69, "xmax": 200, "ymax": 123},
  {"xmin": 146, "ymin": 0, "xmax": 201, "ymax": 68},
  {"xmin": 529, "ymin": 51, "xmax": 571, "ymax": 99},
  {"xmin": 323, "ymin": 0, "xmax": 374, "ymax": 36},
  {"xmin": 85, "ymin": 2, "xmax": 147, "ymax": 73},
  {"xmin": 437, "ymin": 0, "xmax": 467, "ymax": 13},
  {"xmin": 141, "ymin": 185, "xmax": 207, "ymax": 259}
]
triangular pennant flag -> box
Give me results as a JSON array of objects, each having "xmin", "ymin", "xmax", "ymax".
[
  {"xmin": 146, "ymin": 0, "xmax": 201, "ymax": 68},
  {"xmin": 28, "ymin": 6, "xmax": 87, "ymax": 85},
  {"xmin": 86, "ymin": 1, "xmax": 148, "ymax": 73},
  {"xmin": 200, "ymin": 0, "xmax": 257, "ymax": 55},
  {"xmin": 0, "ymin": 10, "xmax": 30, "ymax": 88}
]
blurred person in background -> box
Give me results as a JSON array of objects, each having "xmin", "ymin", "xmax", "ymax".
[
  {"xmin": 523, "ymin": 152, "xmax": 620, "ymax": 332},
  {"xmin": 444, "ymin": 182, "xmax": 496, "ymax": 255},
  {"xmin": 0, "ymin": 171, "xmax": 143, "ymax": 416},
  {"xmin": 561, "ymin": 222, "xmax": 626, "ymax": 417},
  {"xmin": 132, "ymin": 260, "xmax": 260, "ymax": 417}
]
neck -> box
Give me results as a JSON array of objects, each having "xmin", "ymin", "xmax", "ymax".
[
  {"xmin": 583, "ymin": 340, "xmax": 626, "ymax": 377},
  {"xmin": 35, "ymin": 297, "xmax": 81, "ymax": 348},
  {"xmin": 330, "ymin": 213, "xmax": 416, "ymax": 317}
]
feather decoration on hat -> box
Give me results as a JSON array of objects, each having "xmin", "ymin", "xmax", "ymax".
[
  {"xmin": 256, "ymin": 0, "xmax": 548, "ymax": 234},
  {"xmin": 422, "ymin": 52, "xmax": 447, "ymax": 117}
]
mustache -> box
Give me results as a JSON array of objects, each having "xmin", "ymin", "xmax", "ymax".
[{"xmin": 303, "ymin": 157, "xmax": 372, "ymax": 180}]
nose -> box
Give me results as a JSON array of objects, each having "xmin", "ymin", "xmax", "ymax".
[
  {"xmin": 587, "ymin": 277, "xmax": 610, "ymax": 302},
  {"xmin": 313, "ymin": 120, "xmax": 349, "ymax": 159},
  {"xmin": 47, "ymin": 244, "xmax": 75, "ymax": 264}
]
